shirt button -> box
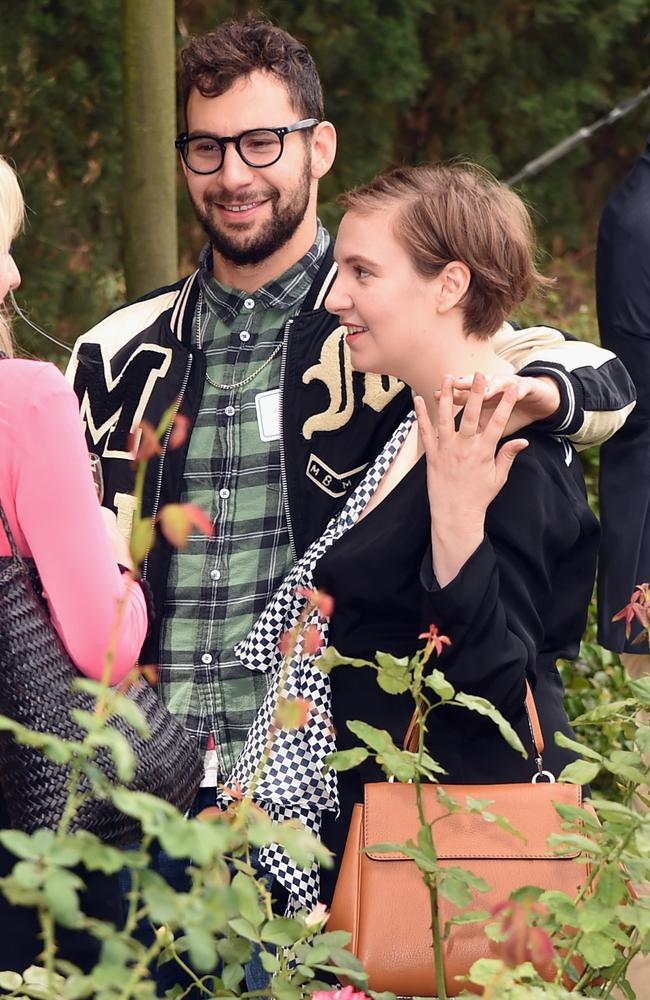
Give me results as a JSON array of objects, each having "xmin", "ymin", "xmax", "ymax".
[
  {"xmin": 239, "ymin": 330, "xmax": 250, "ymax": 342},
  {"xmin": 201, "ymin": 653, "xmax": 212, "ymax": 665},
  {"xmin": 243, "ymin": 297, "xmax": 255, "ymax": 310},
  {"xmin": 224, "ymin": 405, "xmax": 235, "ymax": 417},
  {"xmin": 219, "ymin": 487, "xmax": 230, "ymax": 500},
  {"xmin": 210, "ymin": 568, "xmax": 221, "ymax": 581}
]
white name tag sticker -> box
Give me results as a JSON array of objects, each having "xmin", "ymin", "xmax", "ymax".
[{"xmin": 255, "ymin": 388, "xmax": 281, "ymax": 441}]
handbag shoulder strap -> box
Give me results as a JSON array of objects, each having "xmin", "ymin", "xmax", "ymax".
[
  {"xmin": 0, "ymin": 499, "xmax": 21, "ymax": 562},
  {"xmin": 524, "ymin": 681, "xmax": 545, "ymax": 756},
  {"xmin": 404, "ymin": 679, "xmax": 545, "ymax": 758}
]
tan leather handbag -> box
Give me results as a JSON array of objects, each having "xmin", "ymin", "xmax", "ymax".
[{"xmin": 328, "ymin": 686, "xmax": 594, "ymax": 997}]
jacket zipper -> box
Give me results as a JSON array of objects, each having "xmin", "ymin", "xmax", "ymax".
[
  {"xmin": 279, "ymin": 317, "xmax": 297, "ymax": 561},
  {"xmin": 143, "ymin": 352, "xmax": 194, "ymax": 580}
]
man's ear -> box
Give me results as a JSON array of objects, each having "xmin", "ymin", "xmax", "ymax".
[
  {"xmin": 436, "ymin": 261, "xmax": 471, "ymax": 314},
  {"xmin": 311, "ymin": 121, "xmax": 337, "ymax": 180}
]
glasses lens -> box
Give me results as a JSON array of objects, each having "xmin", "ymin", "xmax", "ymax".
[
  {"xmin": 185, "ymin": 137, "xmax": 223, "ymax": 173},
  {"xmin": 240, "ymin": 130, "xmax": 282, "ymax": 166}
]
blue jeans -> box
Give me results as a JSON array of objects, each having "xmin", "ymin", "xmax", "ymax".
[{"xmin": 119, "ymin": 788, "xmax": 271, "ymax": 997}]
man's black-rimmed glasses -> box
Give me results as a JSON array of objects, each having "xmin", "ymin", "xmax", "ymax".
[{"xmin": 175, "ymin": 118, "xmax": 319, "ymax": 175}]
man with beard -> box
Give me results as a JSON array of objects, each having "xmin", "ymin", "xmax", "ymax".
[{"xmin": 67, "ymin": 16, "xmax": 634, "ymax": 995}]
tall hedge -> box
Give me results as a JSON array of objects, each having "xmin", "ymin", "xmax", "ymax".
[{"xmin": 2, "ymin": 0, "xmax": 649, "ymax": 359}]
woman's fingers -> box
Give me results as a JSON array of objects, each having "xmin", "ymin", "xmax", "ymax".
[
  {"xmin": 481, "ymin": 374, "xmax": 527, "ymax": 402},
  {"xmin": 458, "ymin": 372, "xmax": 486, "ymax": 437},
  {"xmin": 435, "ymin": 375, "xmax": 455, "ymax": 444},
  {"xmin": 481, "ymin": 383, "xmax": 521, "ymax": 449},
  {"xmin": 414, "ymin": 395, "xmax": 436, "ymax": 455}
]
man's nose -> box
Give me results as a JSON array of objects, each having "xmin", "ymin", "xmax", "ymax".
[{"xmin": 218, "ymin": 141, "xmax": 256, "ymax": 190}]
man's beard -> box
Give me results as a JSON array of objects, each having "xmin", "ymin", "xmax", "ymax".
[{"xmin": 190, "ymin": 162, "xmax": 312, "ymax": 268}]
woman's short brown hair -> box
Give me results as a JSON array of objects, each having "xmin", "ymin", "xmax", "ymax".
[
  {"xmin": 339, "ymin": 162, "xmax": 550, "ymax": 338},
  {"xmin": 178, "ymin": 16, "xmax": 324, "ymax": 125}
]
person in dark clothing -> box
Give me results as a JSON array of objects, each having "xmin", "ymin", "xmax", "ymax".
[
  {"xmin": 597, "ymin": 136, "xmax": 650, "ymax": 676},
  {"xmin": 311, "ymin": 162, "xmax": 599, "ymax": 903}
]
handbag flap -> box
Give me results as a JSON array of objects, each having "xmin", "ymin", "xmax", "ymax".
[{"xmin": 364, "ymin": 781, "xmax": 584, "ymax": 861}]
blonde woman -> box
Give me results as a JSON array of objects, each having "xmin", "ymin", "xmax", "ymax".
[{"xmin": 0, "ymin": 156, "xmax": 148, "ymax": 971}]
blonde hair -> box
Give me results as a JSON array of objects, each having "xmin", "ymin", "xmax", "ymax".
[
  {"xmin": 0, "ymin": 156, "xmax": 26, "ymax": 357},
  {"xmin": 339, "ymin": 161, "xmax": 551, "ymax": 339}
]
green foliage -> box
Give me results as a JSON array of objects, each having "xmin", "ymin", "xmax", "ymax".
[
  {"xmin": 4, "ymin": 0, "xmax": 650, "ymax": 358},
  {"xmin": 2, "ymin": 0, "xmax": 124, "ymax": 357},
  {"xmin": 1, "ymin": 592, "xmax": 648, "ymax": 998},
  {"xmin": 325, "ymin": 639, "xmax": 650, "ymax": 1000}
]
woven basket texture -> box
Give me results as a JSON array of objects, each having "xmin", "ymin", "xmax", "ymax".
[{"xmin": 0, "ymin": 549, "xmax": 203, "ymax": 845}]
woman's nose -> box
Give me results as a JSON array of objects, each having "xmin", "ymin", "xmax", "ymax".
[
  {"xmin": 324, "ymin": 276, "xmax": 350, "ymax": 316},
  {"xmin": 9, "ymin": 255, "xmax": 21, "ymax": 292}
]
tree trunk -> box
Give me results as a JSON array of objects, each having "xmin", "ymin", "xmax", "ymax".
[{"xmin": 122, "ymin": 0, "xmax": 178, "ymax": 300}]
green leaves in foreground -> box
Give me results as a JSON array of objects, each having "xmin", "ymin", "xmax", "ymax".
[{"xmin": 453, "ymin": 693, "xmax": 527, "ymax": 757}]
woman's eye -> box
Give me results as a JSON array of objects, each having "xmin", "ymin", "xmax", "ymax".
[{"xmin": 354, "ymin": 265, "xmax": 370, "ymax": 279}]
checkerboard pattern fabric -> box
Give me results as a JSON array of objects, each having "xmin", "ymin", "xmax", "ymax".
[
  {"xmin": 223, "ymin": 411, "xmax": 417, "ymax": 913},
  {"xmin": 158, "ymin": 227, "xmax": 329, "ymax": 777}
]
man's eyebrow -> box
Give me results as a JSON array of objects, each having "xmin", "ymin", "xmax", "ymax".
[{"xmin": 186, "ymin": 130, "xmax": 222, "ymax": 139}]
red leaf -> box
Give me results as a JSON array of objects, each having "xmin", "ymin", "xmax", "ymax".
[
  {"xmin": 182, "ymin": 503, "xmax": 213, "ymax": 538},
  {"xmin": 296, "ymin": 585, "xmax": 335, "ymax": 617},
  {"xmin": 158, "ymin": 503, "xmax": 213, "ymax": 549},
  {"xmin": 303, "ymin": 624, "xmax": 323, "ymax": 655},
  {"xmin": 169, "ymin": 413, "xmax": 190, "ymax": 450},
  {"xmin": 278, "ymin": 630, "xmax": 293, "ymax": 656},
  {"xmin": 139, "ymin": 664, "xmax": 159, "ymax": 685},
  {"xmin": 418, "ymin": 623, "xmax": 452, "ymax": 656},
  {"xmin": 221, "ymin": 781, "xmax": 245, "ymax": 801},
  {"xmin": 134, "ymin": 421, "xmax": 162, "ymax": 463}
]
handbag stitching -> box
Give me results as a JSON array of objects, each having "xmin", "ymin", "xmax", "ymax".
[{"xmin": 363, "ymin": 783, "xmax": 585, "ymax": 860}]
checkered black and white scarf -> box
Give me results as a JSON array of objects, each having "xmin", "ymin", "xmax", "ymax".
[{"xmin": 222, "ymin": 411, "xmax": 416, "ymax": 913}]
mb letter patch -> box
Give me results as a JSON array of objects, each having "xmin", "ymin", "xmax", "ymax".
[{"xmin": 306, "ymin": 454, "xmax": 367, "ymax": 498}]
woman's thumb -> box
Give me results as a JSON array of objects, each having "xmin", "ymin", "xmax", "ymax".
[{"xmin": 496, "ymin": 438, "xmax": 528, "ymax": 479}]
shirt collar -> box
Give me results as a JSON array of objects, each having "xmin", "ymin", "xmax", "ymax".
[{"xmin": 198, "ymin": 221, "xmax": 330, "ymax": 324}]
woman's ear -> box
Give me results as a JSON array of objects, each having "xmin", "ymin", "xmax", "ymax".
[
  {"xmin": 310, "ymin": 121, "xmax": 337, "ymax": 180},
  {"xmin": 436, "ymin": 261, "xmax": 471, "ymax": 314}
]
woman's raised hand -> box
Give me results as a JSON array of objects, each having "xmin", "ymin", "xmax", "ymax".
[{"xmin": 415, "ymin": 372, "xmax": 529, "ymax": 586}]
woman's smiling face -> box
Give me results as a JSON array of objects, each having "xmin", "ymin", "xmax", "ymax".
[{"xmin": 325, "ymin": 206, "xmax": 439, "ymax": 380}]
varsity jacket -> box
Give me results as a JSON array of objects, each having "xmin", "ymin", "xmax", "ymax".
[{"xmin": 67, "ymin": 243, "xmax": 635, "ymax": 663}]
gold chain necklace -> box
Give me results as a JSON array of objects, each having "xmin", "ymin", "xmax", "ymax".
[{"xmin": 194, "ymin": 291, "xmax": 283, "ymax": 392}]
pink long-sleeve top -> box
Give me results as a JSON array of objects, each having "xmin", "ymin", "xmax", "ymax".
[{"xmin": 0, "ymin": 359, "xmax": 147, "ymax": 683}]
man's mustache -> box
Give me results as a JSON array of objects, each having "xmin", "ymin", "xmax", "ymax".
[{"xmin": 203, "ymin": 190, "xmax": 277, "ymax": 207}]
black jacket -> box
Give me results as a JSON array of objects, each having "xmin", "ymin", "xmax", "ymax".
[
  {"xmin": 68, "ymin": 243, "xmax": 635, "ymax": 662},
  {"xmin": 597, "ymin": 137, "xmax": 650, "ymax": 652}
]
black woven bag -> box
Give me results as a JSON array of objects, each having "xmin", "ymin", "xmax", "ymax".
[{"xmin": 0, "ymin": 500, "xmax": 203, "ymax": 845}]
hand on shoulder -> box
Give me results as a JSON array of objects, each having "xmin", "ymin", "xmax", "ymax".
[{"xmin": 436, "ymin": 373, "xmax": 561, "ymax": 435}]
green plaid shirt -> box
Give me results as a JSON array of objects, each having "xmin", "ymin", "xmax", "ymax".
[{"xmin": 159, "ymin": 224, "xmax": 329, "ymax": 779}]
